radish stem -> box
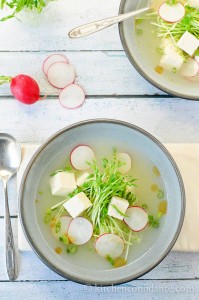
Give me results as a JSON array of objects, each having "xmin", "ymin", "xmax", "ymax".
[{"xmin": 0, "ymin": 76, "xmax": 12, "ymax": 85}]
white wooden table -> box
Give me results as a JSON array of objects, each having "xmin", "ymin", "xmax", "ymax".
[{"xmin": 0, "ymin": 0, "xmax": 199, "ymax": 299}]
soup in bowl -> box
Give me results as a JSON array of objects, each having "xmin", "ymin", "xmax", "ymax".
[
  {"xmin": 119, "ymin": 0, "xmax": 199, "ymax": 100},
  {"xmin": 19, "ymin": 120, "xmax": 185, "ymax": 285}
]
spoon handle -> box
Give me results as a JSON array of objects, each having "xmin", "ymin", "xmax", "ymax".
[
  {"xmin": 3, "ymin": 179, "xmax": 17, "ymax": 281},
  {"xmin": 69, "ymin": 6, "xmax": 150, "ymax": 38}
]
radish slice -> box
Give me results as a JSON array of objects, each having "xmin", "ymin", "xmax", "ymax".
[
  {"xmin": 70, "ymin": 145, "xmax": 95, "ymax": 170},
  {"xmin": 124, "ymin": 206, "xmax": 148, "ymax": 232},
  {"xmin": 180, "ymin": 58, "xmax": 199, "ymax": 77},
  {"xmin": 51, "ymin": 216, "xmax": 72, "ymax": 239},
  {"xmin": 159, "ymin": 2, "xmax": 185, "ymax": 23},
  {"xmin": 95, "ymin": 233, "xmax": 124, "ymax": 259},
  {"xmin": 117, "ymin": 152, "xmax": 132, "ymax": 174},
  {"xmin": 59, "ymin": 84, "xmax": 85, "ymax": 109},
  {"xmin": 68, "ymin": 217, "xmax": 93, "ymax": 245},
  {"xmin": 43, "ymin": 54, "xmax": 68, "ymax": 76},
  {"xmin": 47, "ymin": 62, "xmax": 75, "ymax": 89}
]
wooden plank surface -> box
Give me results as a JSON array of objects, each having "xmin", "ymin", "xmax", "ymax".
[
  {"xmin": 0, "ymin": 280, "xmax": 198, "ymax": 300},
  {"xmin": 0, "ymin": 0, "xmax": 122, "ymax": 51},
  {"xmin": 0, "ymin": 51, "xmax": 163, "ymax": 96},
  {"xmin": 0, "ymin": 98, "xmax": 198, "ymax": 145}
]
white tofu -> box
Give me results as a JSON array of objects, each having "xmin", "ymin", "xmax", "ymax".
[
  {"xmin": 107, "ymin": 196, "xmax": 129, "ymax": 220},
  {"xmin": 160, "ymin": 43, "xmax": 184, "ymax": 71},
  {"xmin": 50, "ymin": 172, "xmax": 77, "ymax": 197},
  {"xmin": 63, "ymin": 192, "xmax": 92, "ymax": 218},
  {"xmin": 177, "ymin": 31, "xmax": 199, "ymax": 56},
  {"xmin": 188, "ymin": 0, "xmax": 199, "ymax": 9},
  {"xmin": 76, "ymin": 171, "xmax": 90, "ymax": 186}
]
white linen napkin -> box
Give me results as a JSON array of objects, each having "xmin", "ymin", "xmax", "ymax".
[{"xmin": 17, "ymin": 144, "xmax": 199, "ymax": 252}]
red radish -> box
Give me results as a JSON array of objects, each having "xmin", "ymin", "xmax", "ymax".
[
  {"xmin": 158, "ymin": 2, "xmax": 185, "ymax": 23},
  {"xmin": 70, "ymin": 145, "xmax": 95, "ymax": 170},
  {"xmin": 0, "ymin": 74, "xmax": 41, "ymax": 105},
  {"xmin": 59, "ymin": 84, "xmax": 85, "ymax": 109},
  {"xmin": 124, "ymin": 206, "xmax": 148, "ymax": 232},
  {"xmin": 67, "ymin": 217, "xmax": 93, "ymax": 245},
  {"xmin": 117, "ymin": 152, "xmax": 132, "ymax": 174},
  {"xmin": 47, "ymin": 62, "xmax": 75, "ymax": 89},
  {"xmin": 51, "ymin": 216, "xmax": 72, "ymax": 240},
  {"xmin": 95, "ymin": 233, "xmax": 124, "ymax": 259},
  {"xmin": 180, "ymin": 58, "xmax": 199, "ymax": 77},
  {"xmin": 43, "ymin": 54, "xmax": 68, "ymax": 76}
]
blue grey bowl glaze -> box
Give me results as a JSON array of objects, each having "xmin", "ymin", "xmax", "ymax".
[{"xmin": 19, "ymin": 119, "xmax": 185, "ymax": 285}]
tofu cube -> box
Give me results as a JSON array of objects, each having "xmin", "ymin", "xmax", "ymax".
[
  {"xmin": 188, "ymin": 0, "xmax": 199, "ymax": 9},
  {"xmin": 50, "ymin": 172, "xmax": 77, "ymax": 196},
  {"xmin": 177, "ymin": 31, "xmax": 199, "ymax": 56},
  {"xmin": 107, "ymin": 196, "xmax": 129, "ymax": 220},
  {"xmin": 160, "ymin": 43, "xmax": 184, "ymax": 71},
  {"xmin": 76, "ymin": 171, "xmax": 90, "ymax": 186},
  {"xmin": 63, "ymin": 192, "xmax": 92, "ymax": 218}
]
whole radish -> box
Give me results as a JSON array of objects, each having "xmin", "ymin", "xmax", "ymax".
[{"xmin": 0, "ymin": 74, "xmax": 41, "ymax": 105}]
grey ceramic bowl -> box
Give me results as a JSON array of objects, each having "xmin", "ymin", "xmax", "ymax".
[
  {"xmin": 119, "ymin": 0, "xmax": 199, "ymax": 100},
  {"xmin": 19, "ymin": 119, "xmax": 185, "ymax": 285}
]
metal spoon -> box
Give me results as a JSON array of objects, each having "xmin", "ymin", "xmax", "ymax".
[
  {"xmin": 0, "ymin": 133, "xmax": 21, "ymax": 281},
  {"xmin": 68, "ymin": 6, "xmax": 150, "ymax": 38}
]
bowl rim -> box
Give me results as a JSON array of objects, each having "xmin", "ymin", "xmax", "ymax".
[
  {"xmin": 19, "ymin": 119, "xmax": 185, "ymax": 286},
  {"xmin": 118, "ymin": 0, "xmax": 199, "ymax": 101}
]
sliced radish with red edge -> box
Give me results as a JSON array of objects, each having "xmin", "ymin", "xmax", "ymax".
[
  {"xmin": 68, "ymin": 217, "xmax": 93, "ymax": 245},
  {"xmin": 52, "ymin": 216, "xmax": 72, "ymax": 239},
  {"xmin": 159, "ymin": 2, "xmax": 185, "ymax": 23},
  {"xmin": 59, "ymin": 84, "xmax": 85, "ymax": 109},
  {"xmin": 124, "ymin": 206, "xmax": 148, "ymax": 232},
  {"xmin": 117, "ymin": 152, "xmax": 132, "ymax": 174},
  {"xmin": 47, "ymin": 62, "xmax": 75, "ymax": 89},
  {"xmin": 70, "ymin": 145, "xmax": 95, "ymax": 170},
  {"xmin": 43, "ymin": 54, "xmax": 68, "ymax": 76},
  {"xmin": 180, "ymin": 58, "xmax": 199, "ymax": 77},
  {"xmin": 95, "ymin": 233, "xmax": 124, "ymax": 259}
]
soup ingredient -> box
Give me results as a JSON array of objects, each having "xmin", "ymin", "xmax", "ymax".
[
  {"xmin": 63, "ymin": 192, "xmax": 92, "ymax": 218},
  {"xmin": 67, "ymin": 245, "xmax": 78, "ymax": 254},
  {"xmin": 158, "ymin": 2, "xmax": 185, "ymax": 23},
  {"xmin": 0, "ymin": 0, "xmax": 54, "ymax": 21},
  {"xmin": 55, "ymin": 247, "xmax": 62, "ymax": 254},
  {"xmin": 148, "ymin": 215, "xmax": 160, "ymax": 228},
  {"xmin": 159, "ymin": 39, "xmax": 184, "ymax": 71},
  {"xmin": 153, "ymin": 166, "xmax": 160, "ymax": 177},
  {"xmin": 124, "ymin": 206, "xmax": 148, "ymax": 232},
  {"xmin": 177, "ymin": 31, "xmax": 199, "ymax": 56},
  {"xmin": 50, "ymin": 172, "xmax": 77, "ymax": 196},
  {"xmin": 59, "ymin": 84, "xmax": 85, "ymax": 109},
  {"xmin": 107, "ymin": 196, "xmax": 129, "ymax": 220},
  {"xmin": 51, "ymin": 216, "xmax": 72, "ymax": 239},
  {"xmin": 95, "ymin": 233, "xmax": 124, "ymax": 259},
  {"xmin": 47, "ymin": 62, "xmax": 75, "ymax": 89},
  {"xmin": 151, "ymin": 184, "xmax": 158, "ymax": 192},
  {"xmin": 67, "ymin": 217, "xmax": 93, "ymax": 245},
  {"xmin": 117, "ymin": 152, "xmax": 132, "ymax": 174},
  {"xmin": 70, "ymin": 145, "xmax": 95, "ymax": 170},
  {"xmin": 0, "ymin": 74, "xmax": 41, "ymax": 104},
  {"xmin": 154, "ymin": 65, "xmax": 164, "ymax": 74},
  {"xmin": 113, "ymin": 257, "xmax": 127, "ymax": 268},
  {"xmin": 180, "ymin": 58, "xmax": 199, "ymax": 77},
  {"xmin": 43, "ymin": 54, "xmax": 68, "ymax": 76},
  {"xmin": 157, "ymin": 189, "xmax": 164, "ymax": 199},
  {"xmin": 158, "ymin": 200, "xmax": 167, "ymax": 214},
  {"xmin": 76, "ymin": 171, "xmax": 91, "ymax": 186}
]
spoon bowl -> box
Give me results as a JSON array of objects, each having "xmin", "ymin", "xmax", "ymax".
[{"xmin": 0, "ymin": 134, "xmax": 21, "ymax": 178}]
